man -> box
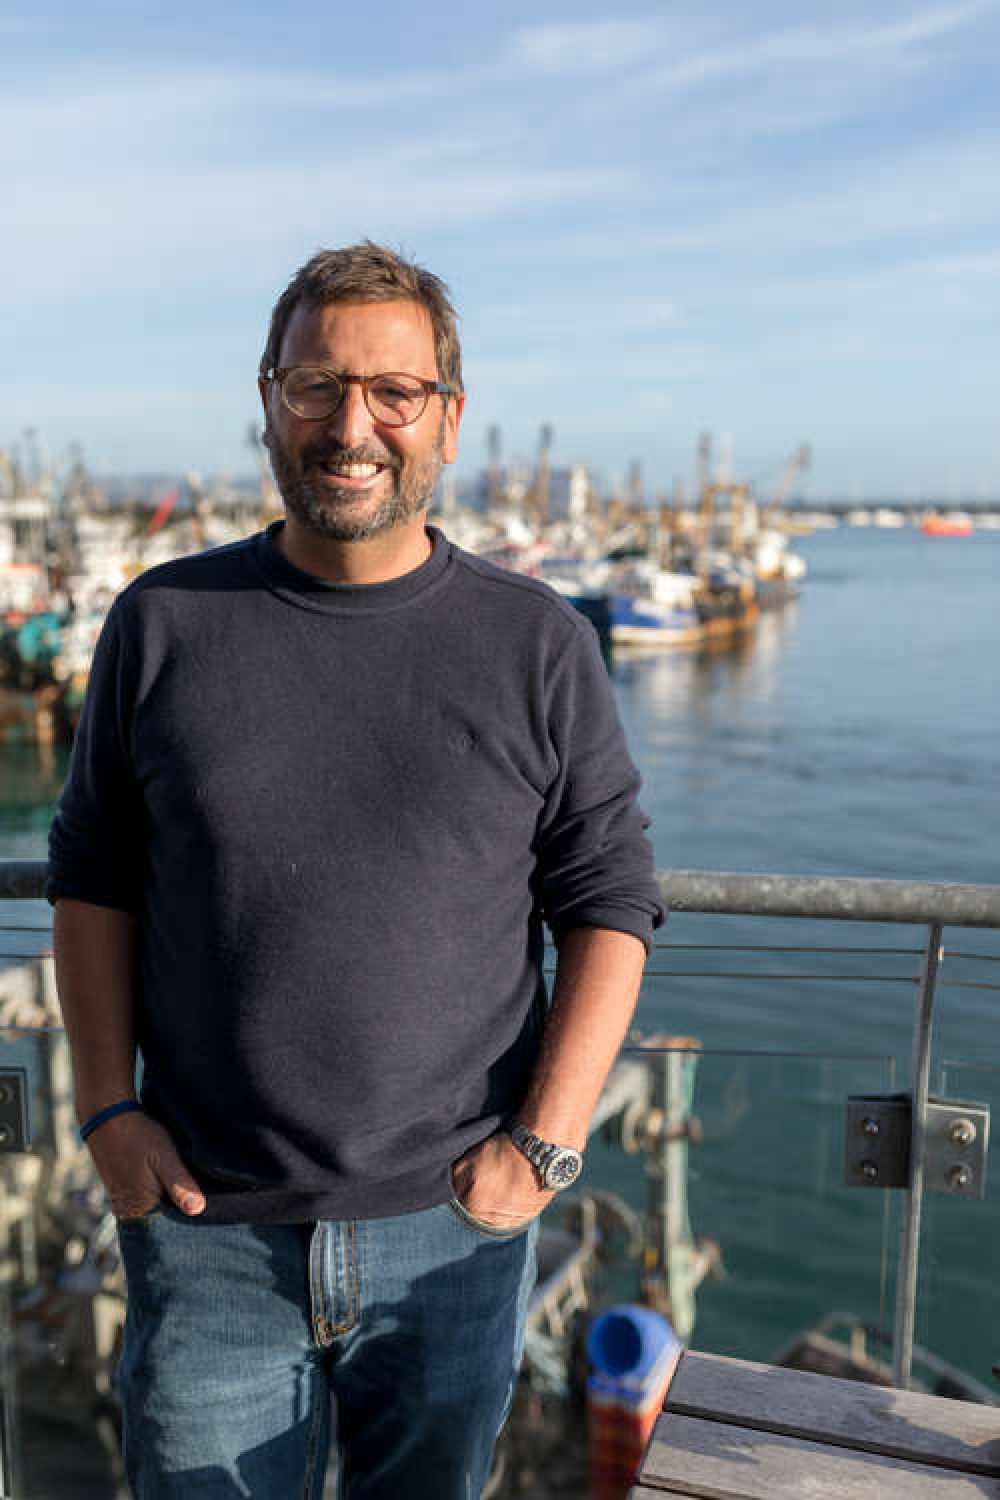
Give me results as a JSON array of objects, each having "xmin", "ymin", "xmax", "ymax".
[{"xmin": 48, "ymin": 241, "xmax": 665, "ymax": 1499}]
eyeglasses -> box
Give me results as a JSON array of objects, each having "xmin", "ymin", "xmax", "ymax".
[{"xmin": 268, "ymin": 366, "xmax": 453, "ymax": 428}]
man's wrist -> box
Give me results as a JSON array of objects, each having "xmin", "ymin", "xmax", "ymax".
[
  {"xmin": 79, "ymin": 1098, "xmax": 143, "ymax": 1143},
  {"xmin": 508, "ymin": 1123, "xmax": 584, "ymax": 1192}
]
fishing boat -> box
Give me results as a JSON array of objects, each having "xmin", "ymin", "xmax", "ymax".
[
  {"xmin": 751, "ymin": 528, "xmax": 807, "ymax": 609},
  {"xmin": 776, "ymin": 1312, "xmax": 997, "ymax": 1403},
  {"xmin": 606, "ymin": 562, "xmax": 703, "ymax": 648},
  {"xmin": 920, "ymin": 512, "xmax": 973, "ymax": 537},
  {"xmin": 693, "ymin": 565, "xmax": 758, "ymax": 639},
  {"xmin": 532, "ymin": 556, "xmax": 615, "ymax": 638}
]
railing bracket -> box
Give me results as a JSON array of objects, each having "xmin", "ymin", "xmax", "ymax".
[
  {"xmin": 845, "ymin": 1093, "xmax": 911, "ymax": 1188},
  {"xmin": 845, "ymin": 1092, "xmax": 989, "ymax": 1199},
  {"xmin": 0, "ymin": 1066, "xmax": 30, "ymax": 1152},
  {"xmin": 924, "ymin": 1098, "xmax": 990, "ymax": 1199}
]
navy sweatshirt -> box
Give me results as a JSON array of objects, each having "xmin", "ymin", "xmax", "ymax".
[{"xmin": 48, "ymin": 524, "xmax": 665, "ymax": 1222}]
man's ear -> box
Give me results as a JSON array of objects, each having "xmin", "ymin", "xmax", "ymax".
[
  {"xmin": 258, "ymin": 378, "xmax": 273, "ymax": 447},
  {"xmin": 442, "ymin": 393, "xmax": 465, "ymax": 466}
]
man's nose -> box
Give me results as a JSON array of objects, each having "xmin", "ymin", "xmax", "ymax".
[{"xmin": 326, "ymin": 380, "xmax": 376, "ymax": 448}]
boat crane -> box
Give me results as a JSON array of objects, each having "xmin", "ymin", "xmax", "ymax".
[
  {"xmin": 759, "ymin": 443, "xmax": 811, "ymax": 531},
  {"xmin": 244, "ymin": 421, "xmax": 279, "ymax": 518},
  {"xmin": 527, "ymin": 423, "xmax": 554, "ymax": 529},
  {"xmin": 486, "ymin": 424, "xmax": 504, "ymax": 509}
]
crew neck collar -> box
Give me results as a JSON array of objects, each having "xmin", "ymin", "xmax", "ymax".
[{"xmin": 250, "ymin": 521, "xmax": 453, "ymax": 615}]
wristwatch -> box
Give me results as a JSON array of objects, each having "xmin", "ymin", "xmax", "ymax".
[{"xmin": 509, "ymin": 1123, "xmax": 583, "ymax": 1192}]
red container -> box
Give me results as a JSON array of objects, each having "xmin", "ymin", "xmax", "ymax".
[{"xmin": 586, "ymin": 1307, "xmax": 683, "ymax": 1500}]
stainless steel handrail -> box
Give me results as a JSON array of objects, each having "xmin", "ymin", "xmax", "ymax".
[
  {"xmin": 0, "ymin": 863, "xmax": 47, "ymax": 900},
  {"xmin": 4, "ymin": 860, "xmax": 1000, "ymax": 1391},
  {"xmin": 7, "ymin": 861, "xmax": 1000, "ymax": 925},
  {"xmin": 660, "ymin": 870, "xmax": 1000, "ymax": 926}
]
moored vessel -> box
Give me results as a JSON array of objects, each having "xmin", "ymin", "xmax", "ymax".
[{"xmin": 920, "ymin": 511, "xmax": 974, "ymax": 536}]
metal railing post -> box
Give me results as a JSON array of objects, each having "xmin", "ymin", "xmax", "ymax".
[{"xmin": 892, "ymin": 920, "xmax": 942, "ymax": 1388}]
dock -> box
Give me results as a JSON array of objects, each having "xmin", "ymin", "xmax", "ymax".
[{"xmin": 633, "ymin": 1350, "xmax": 1000, "ymax": 1497}]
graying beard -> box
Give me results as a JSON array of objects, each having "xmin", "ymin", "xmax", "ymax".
[
  {"xmin": 265, "ymin": 410, "xmax": 446, "ymax": 542},
  {"xmin": 283, "ymin": 481, "xmax": 420, "ymax": 542}
]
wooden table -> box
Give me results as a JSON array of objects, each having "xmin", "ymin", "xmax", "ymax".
[{"xmin": 631, "ymin": 1351, "xmax": 1000, "ymax": 1498}]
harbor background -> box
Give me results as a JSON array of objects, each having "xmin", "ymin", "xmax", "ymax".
[
  {"xmin": 3, "ymin": 6, "xmax": 999, "ymax": 1491},
  {"xmin": 2, "ymin": 518, "xmax": 998, "ymax": 1391}
]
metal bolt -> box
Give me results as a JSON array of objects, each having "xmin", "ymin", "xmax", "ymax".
[
  {"xmin": 861, "ymin": 1160, "xmax": 879, "ymax": 1180},
  {"xmin": 0, "ymin": 1127, "xmax": 9, "ymax": 1146},
  {"xmin": 861, "ymin": 1117, "xmax": 881, "ymax": 1136},
  {"xmin": 949, "ymin": 1118, "xmax": 976, "ymax": 1147},
  {"xmin": 948, "ymin": 1164, "xmax": 972, "ymax": 1190}
]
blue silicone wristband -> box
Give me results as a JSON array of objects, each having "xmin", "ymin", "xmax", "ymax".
[{"xmin": 79, "ymin": 1099, "xmax": 143, "ymax": 1143}]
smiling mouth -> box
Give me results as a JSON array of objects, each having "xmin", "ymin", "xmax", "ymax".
[{"xmin": 317, "ymin": 460, "xmax": 384, "ymax": 481}]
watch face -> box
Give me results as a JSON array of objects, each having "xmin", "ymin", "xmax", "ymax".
[{"xmin": 546, "ymin": 1150, "xmax": 582, "ymax": 1189}]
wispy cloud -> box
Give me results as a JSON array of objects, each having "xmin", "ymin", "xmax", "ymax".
[
  {"xmin": 477, "ymin": 301, "xmax": 681, "ymax": 341},
  {"xmin": 2, "ymin": 0, "xmax": 998, "ymax": 489},
  {"xmin": 547, "ymin": 3, "xmax": 994, "ymax": 154},
  {"xmin": 511, "ymin": 4, "xmax": 986, "ymax": 89},
  {"xmin": 471, "ymin": 328, "xmax": 938, "ymax": 389},
  {"xmin": 912, "ymin": 250, "xmax": 1000, "ymax": 275},
  {"xmin": 698, "ymin": 255, "xmax": 997, "ymax": 325},
  {"xmin": 510, "ymin": 18, "xmax": 670, "ymax": 71},
  {"xmin": 513, "ymin": 132, "xmax": 1000, "ymax": 267},
  {"xmin": 0, "ymin": 55, "xmax": 636, "ymax": 307},
  {"xmin": 856, "ymin": 1, "xmax": 988, "ymax": 49}
]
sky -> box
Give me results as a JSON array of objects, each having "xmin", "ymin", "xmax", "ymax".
[{"xmin": 2, "ymin": 0, "xmax": 999, "ymax": 499}]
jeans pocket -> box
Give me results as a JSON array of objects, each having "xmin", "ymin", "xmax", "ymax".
[
  {"xmin": 447, "ymin": 1191, "xmax": 536, "ymax": 1241},
  {"xmin": 116, "ymin": 1201, "xmax": 166, "ymax": 1230}
]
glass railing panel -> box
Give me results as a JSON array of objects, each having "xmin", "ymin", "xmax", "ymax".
[
  {"xmin": 0, "ymin": 1016, "xmax": 126, "ymax": 1499},
  {"xmin": 915, "ymin": 1057, "xmax": 1000, "ymax": 1405},
  {"xmin": 0, "ymin": 1031, "xmax": 893, "ymax": 1497},
  {"xmin": 638, "ymin": 912, "xmax": 929, "ymax": 1057},
  {"xmin": 588, "ymin": 1049, "xmax": 896, "ymax": 1358},
  {"xmin": 0, "ymin": 900, "xmax": 51, "ymax": 970},
  {"xmin": 0, "ymin": 900, "xmax": 994, "ymax": 1492},
  {"xmin": 501, "ymin": 1047, "xmax": 897, "ymax": 1496}
]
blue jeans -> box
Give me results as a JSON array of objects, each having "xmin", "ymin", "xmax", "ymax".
[{"xmin": 116, "ymin": 1199, "xmax": 538, "ymax": 1499}]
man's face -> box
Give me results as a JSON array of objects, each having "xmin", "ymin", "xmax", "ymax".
[{"xmin": 260, "ymin": 299, "xmax": 463, "ymax": 544}]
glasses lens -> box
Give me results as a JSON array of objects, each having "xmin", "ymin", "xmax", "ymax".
[
  {"xmin": 367, "ymin": 374, "xmax": 428, "ymax": 427},
  {"xmin": 282, "ymin": 368, "xmax": 343, "ymax": 418}
]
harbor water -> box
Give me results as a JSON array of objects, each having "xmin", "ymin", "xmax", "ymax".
[{"xmin": 1, "ymin": 522, "xmax": 998, "ymax": 1392}]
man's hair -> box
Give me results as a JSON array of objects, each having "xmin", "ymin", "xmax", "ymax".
[{"xmin": 260, "ymin": 241, "xmax": 463, "ymax": 394}]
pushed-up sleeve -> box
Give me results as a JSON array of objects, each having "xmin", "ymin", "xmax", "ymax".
[
  {"xmin": 46, "ymin": 603, "xmax": 145, "ymax": 912},
  {"xmin": 533, "ymin": 619, "xmax": 666, "ymax": 950}
]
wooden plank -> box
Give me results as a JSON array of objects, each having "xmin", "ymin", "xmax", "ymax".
[
  {"xmin": 628, "ymin": 1488, "xmax": 694, "ymax": 1498},
  {"xmin": 641, "ymin": 1412, "xmax": 1000, "ymax": 1499},
  {"xmin": 665, "ymin": 1352, "xmax": 1000, "ymax": 1476}
]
